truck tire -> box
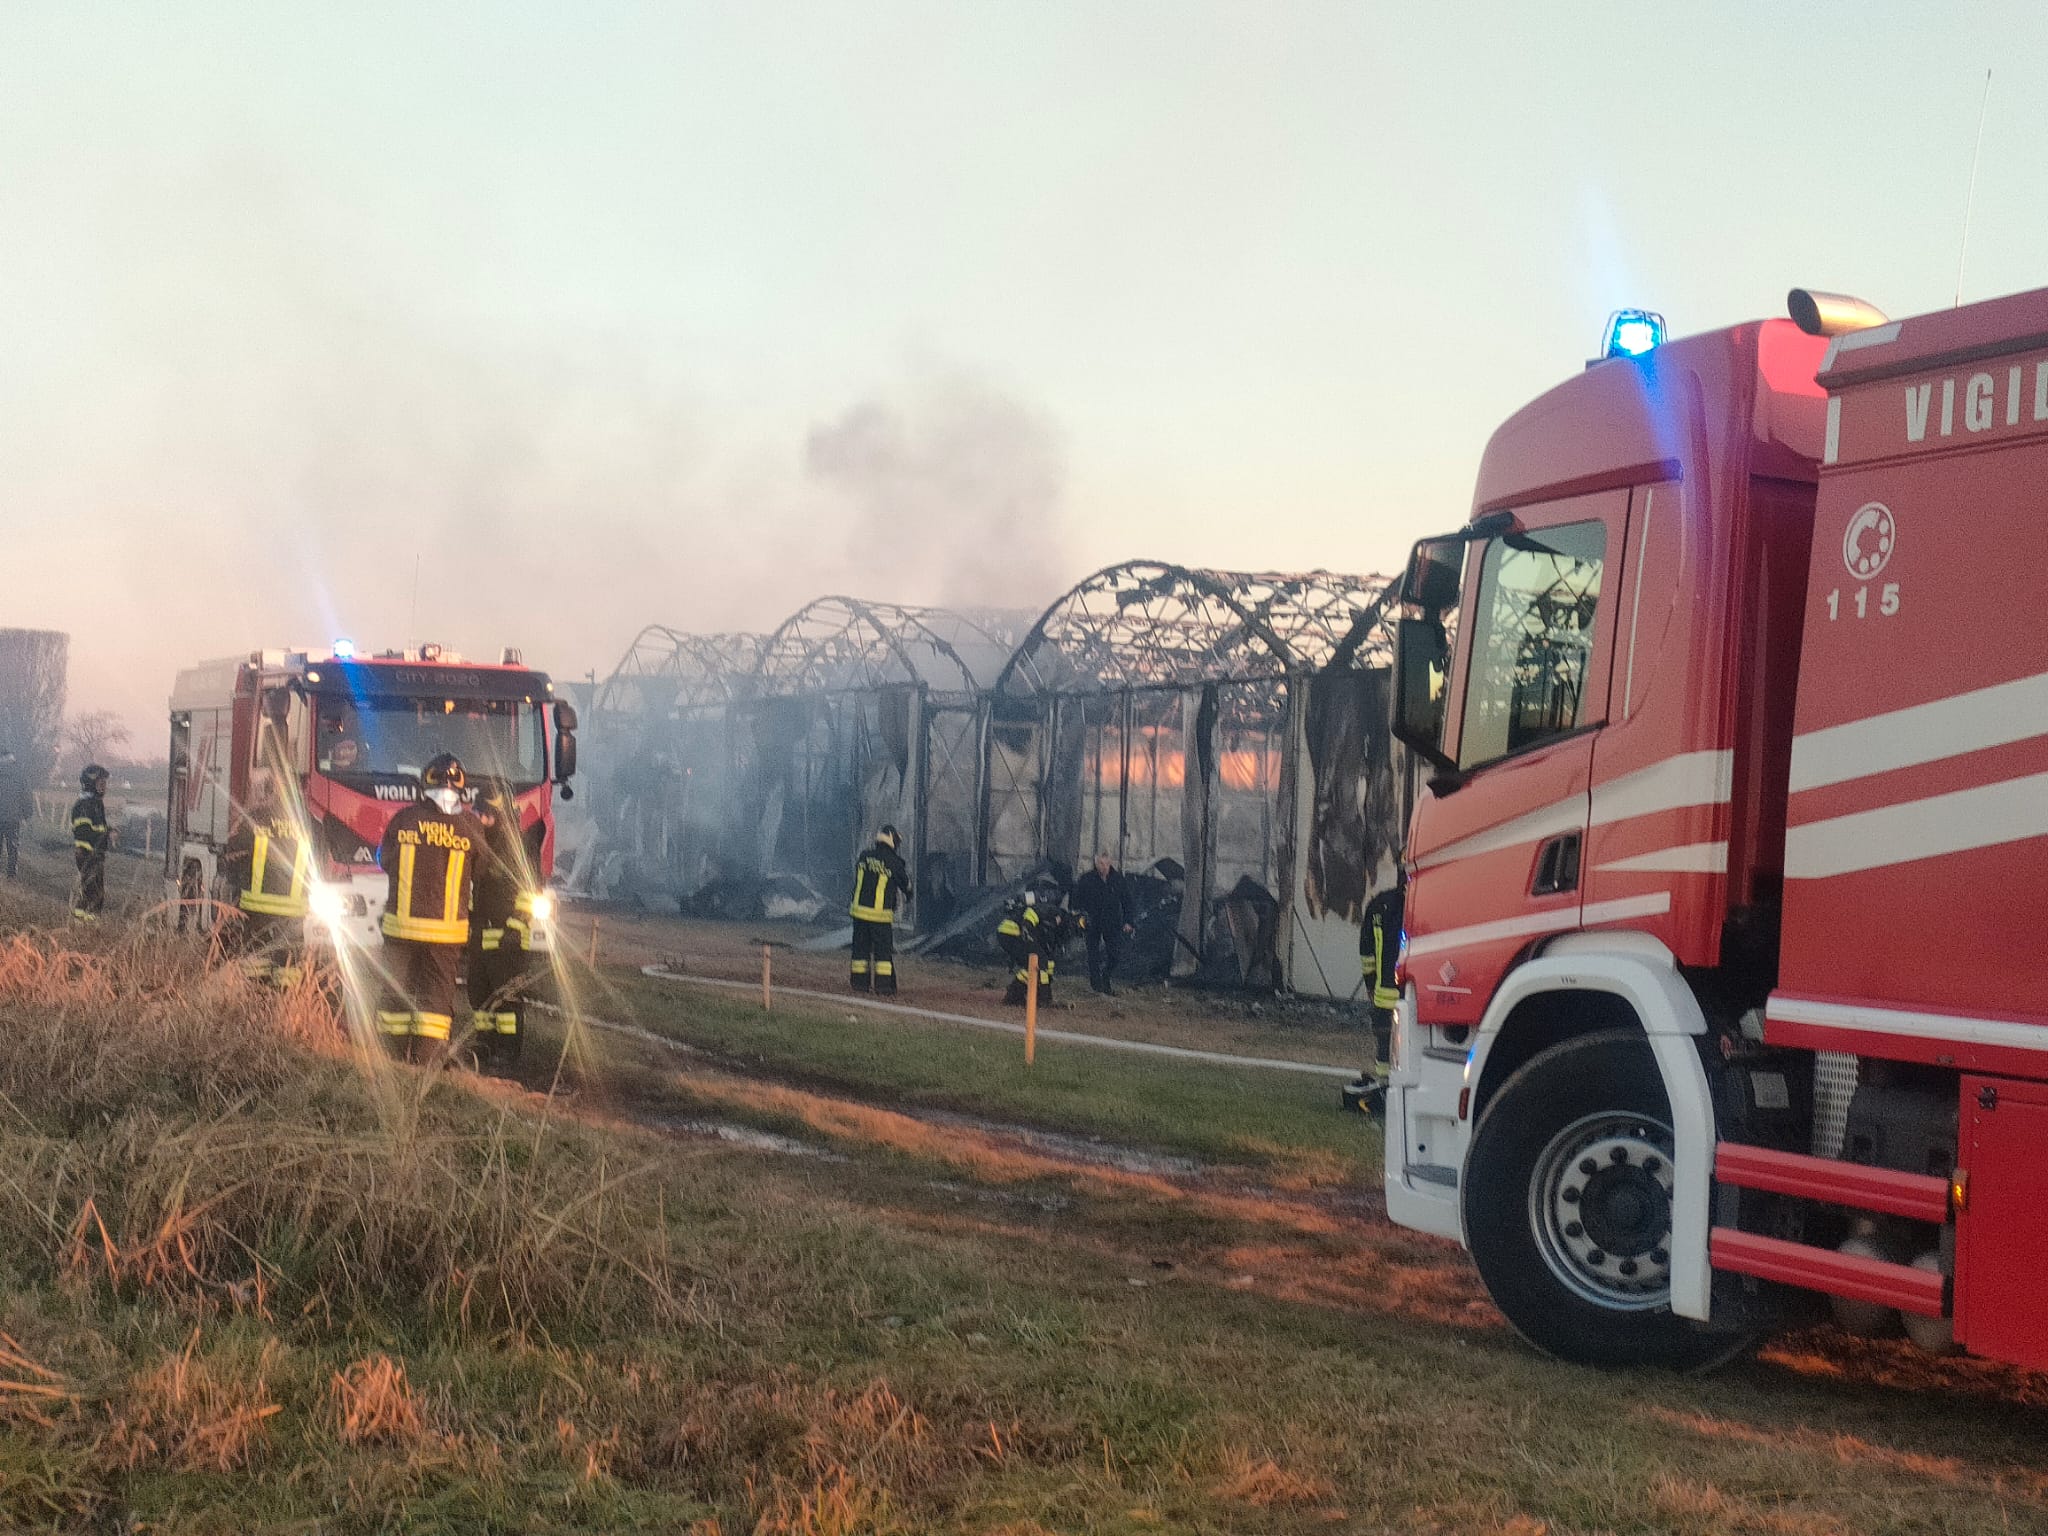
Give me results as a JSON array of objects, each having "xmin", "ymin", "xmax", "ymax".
[{"xmin": 1464, "ymin": 1028, "xmax": 1749, "ymax": 1371}]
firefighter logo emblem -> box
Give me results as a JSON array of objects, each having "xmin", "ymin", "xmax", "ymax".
[{"xmin": 1843, "ymin": 501, "xmax": 1895, "ymax": 580}]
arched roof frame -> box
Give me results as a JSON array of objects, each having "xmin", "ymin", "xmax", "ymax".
[
  {"xmin": 749, "ymin": 596, "xmax": 1009, "ymax": 701},
  {"xmin": 994, "ymin": 562, "xmax": 1401, "ymax": 698},
  {"xmin": 596, "ymin": 626, "xmax": 765, "ymax": 718}
]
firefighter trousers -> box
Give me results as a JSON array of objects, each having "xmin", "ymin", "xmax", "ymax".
[
  {"xmin": 850, "ymin": 919, "xmax": 896, "ymax": 995},
  {"xmin": 73, "ymin": 849, "xmax": 105, "ymax": 921},
  {"xmin": 467, "ymin": 924, "xmax": 528, "ymax": 1068},
  {"xmin": 378, "ymin": 936, "xmax": 462, "ymax": 1059},
  {"xmin": 1004, "ymin": 955, "xmax": 1054, "ymax": 1007},
  {"xmin": 230, "ymin": 910, "xmax": 304, "ymax": 988}
]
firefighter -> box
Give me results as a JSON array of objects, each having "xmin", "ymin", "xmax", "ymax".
[
  {"xmin": 998, "ymin": 878, "xmax": 1070, "ymax": 1006},
  {"xmin": 848, "ymin": 825, "xmax": 910, "ymax": 995},
  {"xmin": 1345, "ymin": 874, "xmax": 1405, "ymax": 1114},
  {"xmin": 375, "ymin": 753, "xmax": 484, "ymax": 1062},
  {"xmin": 466, "ymin": 777, "xmax": 535, "ymax": 1072},
  {"xmin": 69, "ymin": 764, "xmax": 113, "ymax": 923},
  {"xmin": 219, "ymin": 768, "xmax": 310, "ymax": 987}
]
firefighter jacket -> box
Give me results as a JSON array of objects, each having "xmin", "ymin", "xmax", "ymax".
[
  {"xmin": 997, "ymin": 900, "xmax": 1070, "ymax": 961},
  {"xmin": 223, "ymin": 809, "xmax": 311, "ymax": 919},
  {"xmin": 471, "ymin": 807, "xmax": 537, "ymax": 951},
  {"xmin": 69, "ymin": 793, "xmax": 109, "ymax": 856},
  {"xmin": 378, "ymin": 800, "xmax": 485, "ymax": 945},
  {"xmin": 995, "ymin": 898, "xmax": 1038, "ymax": 966},
  {"xmin": 1362, "ymin": 884, "xmax": 1405, "ymax": 1011},
  {"xmin": 849, "ymin": 840, "xmax": 911, "ymax": 923}
]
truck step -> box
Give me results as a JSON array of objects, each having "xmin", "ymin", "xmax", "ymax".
[
  {"xmin": 1715, "ymin": 1143, "xmax": 1951, "ymax": 1223},
  {"xmin": 1709, "ymin": 1228, "xmax": 1946, "ymax": 1317}
]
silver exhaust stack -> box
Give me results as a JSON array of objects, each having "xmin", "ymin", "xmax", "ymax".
[{"xmin": 1788, "ymin": 289, "xmax": 1890, "ymax": 337}]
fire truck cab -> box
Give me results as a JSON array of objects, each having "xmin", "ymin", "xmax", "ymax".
[
  {"xmin": 167, "ymin": 644, "xmax": 578, "ymax": 948},
  {"xmin": 1384, "ymin": 288, "xmax": 2048, "ymax": 1371}
]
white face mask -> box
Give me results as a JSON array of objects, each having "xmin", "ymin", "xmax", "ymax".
[{"xmin": 426, "ymin": 786, "xmax": 462, "ymax": 815}]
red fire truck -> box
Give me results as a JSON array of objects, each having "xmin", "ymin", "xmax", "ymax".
[
  {"xmin": 166, "ymin": 642, "xmax": 578, "ymax": 946},
  {"xmin": 1384, "ymin": 286, "xmax": 2048, "ymax": 1371}
]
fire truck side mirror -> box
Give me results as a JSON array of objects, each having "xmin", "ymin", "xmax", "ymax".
[
  {"xmin": 554, "ymin": 701, "xmax": 579, "ymax": 733},
  {"xmin": 553, "ymin": 728, "xmax": 578, "ymax": 786},
  {"xmin": 1403, "ymin": 537, "xmax": 1465, "ymax": 613},
  {"xmin": 1392, "ymin": 615, "xmax": 1459, "ymax": 784}
]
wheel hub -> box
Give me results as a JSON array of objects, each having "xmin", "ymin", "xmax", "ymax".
[{"xmin": 1530, "ymin": 1113, "xmax": 1676, "ymax": 1309}]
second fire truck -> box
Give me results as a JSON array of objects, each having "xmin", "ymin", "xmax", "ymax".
[
  {"xmin": 1384, "ymin": 285, "xmax": 2048, "ymax": 1372},
  {"xmin": 166, "ymin": 642, "xmax": 578, "ymax": 946}
]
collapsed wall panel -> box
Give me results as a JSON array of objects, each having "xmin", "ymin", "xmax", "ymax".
[{"xmin": 1281, "ymin": 668, "xmax": 1410, "ymax": 998}]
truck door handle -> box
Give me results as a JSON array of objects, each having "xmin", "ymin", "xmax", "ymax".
[{"xmin": 1531, "ymin": 833, "xmax": 1581, "ymax": 897}]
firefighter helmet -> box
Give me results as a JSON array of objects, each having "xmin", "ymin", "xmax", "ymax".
[
  {"xmin": 79, "ymin": 764, "xmax": 108, "ymax": 794},
  {"xmin": 422, "ymin": 753, "xmax": 466, "ymax": 791},
  {"xmin": 877, "ymin": 825, "xmax": 900, "ymax": 850}
]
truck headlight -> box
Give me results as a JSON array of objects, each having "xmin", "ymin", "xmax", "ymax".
[
  {"xmin": 308, "ymin": 883, "xmax": 352, "ymax": 926},
  {"xmin": 528, "ymin": 890, "xmax": 556, "ymax": 925}
]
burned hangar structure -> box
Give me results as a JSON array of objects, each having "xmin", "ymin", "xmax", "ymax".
[
  {"xmin": 984, "ymin": 563, "xmax": 1407, "ymax": 995},
  {"xmin": 588, "ymin": 562, "xmax": 1407, "ymax": 995},
  {"xmin": 590, "ymin": 600, "xmax": 1022, "ymax": 924}
]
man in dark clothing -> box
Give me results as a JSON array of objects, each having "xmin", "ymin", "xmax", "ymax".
[
  {"xmin": 1346, "ymin": 876, "xmax": 1406, "ymax": 1113},
  {"xmin": 0, "ymin": 749, "xmax": 30, "ymax": 879},
  {"xmin": 70, "ymin": 764, "xmax": 112, "ymax": 922},
  {"xmin": 466, "ymin": 777, "xmax": 537, "ymax": 1072},
  {"xmin": 848, "ymin": 826, "xmax": 911, "ymax": 995},
  {"xmin": 1071, "ymin": 850, "xmax": 1134, "ymax": 996},
  {"xmin": 376, "ymin": 753, "xmax": 484, "ymax": 1062}
]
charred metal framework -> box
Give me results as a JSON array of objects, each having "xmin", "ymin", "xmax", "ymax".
[
  {"xmin": 985, "ymin": 564, "xmax": 1404, "ymax": 991},
  {"xmin": 586, "ymin": 563, "xmax": 1408, "ymax": 995},
  {"xmin": 597, "ymin": 627, "xmax": 765, "ymax": 718},
  {"xmin": 996, "ymin": 564, "xmax": 1397, "ymax": 697},
  {"xmin": 588, "ymin": 601, "xmax": 1023, "ymax": 924}
]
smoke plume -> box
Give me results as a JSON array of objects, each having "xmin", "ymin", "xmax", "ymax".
[{"xmin": 803, "ymin": 373, "xmax": 1069, "ymax": 609}]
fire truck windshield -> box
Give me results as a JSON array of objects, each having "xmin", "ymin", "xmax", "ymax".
[{"xmin": 314, "ymin": 696, "xmax": 546, "ymax": 787}]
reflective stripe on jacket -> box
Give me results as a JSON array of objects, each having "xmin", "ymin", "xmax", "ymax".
[
  {"xmin": 70, "ymin": 794, "xmax": 109, "ymax": 854},
  {"xmin": 379, "ymin": 802, "xmax": 484, "ymax": 945},
  {"xmin": 1363, "ymin": 885, "xmax": 1404, "ymax": 1010},
  {"xmin": 849, "ymin": 843, "xmax": 910, "ymax": 923},
  {"xmin": 230, "ymin": 820, "xmax": 311, "ymax": 918}
]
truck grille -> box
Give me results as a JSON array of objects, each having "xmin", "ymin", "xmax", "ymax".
[{"xmin": 1811, "ymin": 1050, "xmax": 1860, "ymax": 1159}]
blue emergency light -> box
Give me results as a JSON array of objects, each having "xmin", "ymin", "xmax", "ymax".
[
  {"xmin": 1602, "ymin": 309, "xmax": 1666, "ymax": 359},
  {"xmin": 331, "ymin": 638, "xmax": 356, "ymax": 659}
]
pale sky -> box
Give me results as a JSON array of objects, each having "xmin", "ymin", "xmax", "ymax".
[{"xmin": 2, "ymin": 2, "xmax": 2041, "ymax": 743}]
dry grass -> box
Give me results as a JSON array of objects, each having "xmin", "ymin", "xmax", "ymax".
[
  {"xmin": 330, "ymin": 1353, "xmax": 428, "ymax": 1447},
  {"xmin": 106, "ymin": 1331, "xmax": 282, "ymax": 1474},
  {"xmin": 1208, "ymin": 1446, "xmax": 1337, "ymax": 1508},
  {"xmin": 748, "ymin": 1466, "xmax": 904, "ymax": 1536},
  {"xmin": 0, "ymin": 928, "xmax": 709, "ymax": 1343},
  {"xmin": 0, "ymin": 888, "xmax": 2040, "ymax": 1535}
]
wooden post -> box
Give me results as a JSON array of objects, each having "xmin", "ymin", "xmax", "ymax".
[
  {"xmin": 761, "ymin": 943, "xmax": 773, "ymax": 1011},
  {"xmin": 587, "ymin": 918, "xmax": 600, "ymax": 969},
  {"xmin": 1024, "ymin": 954, "xmax": 1038, "ymax": 1065}
]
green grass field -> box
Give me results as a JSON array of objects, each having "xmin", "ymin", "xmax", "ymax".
[
  {"xmin": 0, "ymin": 865, "xmax": 2044, "ymax": 1534},
  {"xmin": 592, "ymin": 967, "xmax": 1379, "ymax": 1186}
]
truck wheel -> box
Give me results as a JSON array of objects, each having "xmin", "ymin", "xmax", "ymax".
[{"xmin": 1464, "ymin": 1029, "xmax": 1748, "ymax": 1371}]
